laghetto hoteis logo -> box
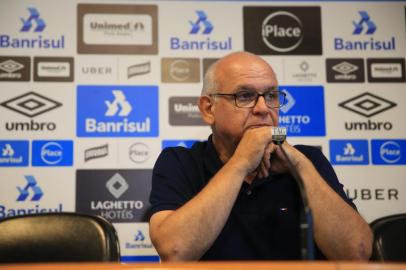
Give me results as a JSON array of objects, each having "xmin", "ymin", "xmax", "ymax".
[
  {"xmin": 77, "ymin": 4, "xmax": 158, "ymax": 54},
  {"xmin": 32, "ymin": 140, "xmax": 73, "ymax": 167},
  {"xmin": 0, "ymin": 92, "xmax": 62, "ymax": 132},
  {"xmin": 77, "ymin": 86, "xmax": 159, "ymax": 137},
  {"xmin": 0, "ymin": 7, "xmax": 65, "ymax": 49},
  {"xmin": 0, "ymin": 175, "xmax": 63, "ymax": 219},
  {"xmin": 76, "ymin": 170, "xmax": 152, "ymax": 222},
  {"xmin": 243, "ymin": 6, "xmax": 322, "ymax": 55},
  {"xmin": 330, "ymin": 140, "xmax": 369, "ymax": 165},
  {"xmin": 334, "ymin": 11, "xmax": 395, "ymax": 51},
  {"xmin": 372, "ymin": 139, "xmax": 406, "ymax": 165},
  {"xmin": 278, "ymin": 86, "xmax": 325, "ymax": 136},
  {"xmin": 170, "ymin": 10, "xmax": 232, "ymax": 51},
  {"xmin": 0, "ymin": 140, "xmax": 29, "ymax": 167},
  {"xmin": 338, "ymin": 92, "xmax": 397, "ymax": 131}
]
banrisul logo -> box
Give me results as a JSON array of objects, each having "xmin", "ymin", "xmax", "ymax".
[
  {"xmin": 372, "ymin": 139, "xmax": 406, "ymax": 165},
  {"xmin": 334, "ymin": 11, "xmax": 395, "ymax": 51},
  {"xmin": 0, "ymin": 140, "xmax": 29, "ymax": 167},
  {"xmin": 77, "ymin": 85, "xmax": 159, "ymax": 137},
  {"xmin": 0, "ymin": 7, "xmax": 65, "ymax": 49},
  {"xmin": 243, "ymin": 6, "xmax": 322, "ymax": 55},
  {"xmin": 0, "ymin": 175, "xmax": 63, "ymax": 219},
  {"xmin": 330, "ymin": 140, "xmax": 369, "ymax": 165},
  {"xmin": 278, "ymin": 86, "xmax": 325, "ymax": 136},
  {"xmin": 170, "ymin": 10, "xmax": 232, "ymax": 51}
]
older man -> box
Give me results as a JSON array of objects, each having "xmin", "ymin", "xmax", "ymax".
[{"xmin": 149, "ymin": 52, "xmax": 372, "ymax": 261}]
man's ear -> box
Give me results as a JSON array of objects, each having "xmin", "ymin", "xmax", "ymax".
[{"xmin": 198, "ymin": 96, "xmax": 215, "ymax": 125}]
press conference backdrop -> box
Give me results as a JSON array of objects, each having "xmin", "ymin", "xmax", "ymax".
[{"xmin": 0, "ymin": 0, "xmax": 405, "ymax": 262}]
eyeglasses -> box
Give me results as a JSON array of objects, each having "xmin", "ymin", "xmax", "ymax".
[{"xmin": 209, "ymin": 90, "xmax": 286, "ymax": 109}]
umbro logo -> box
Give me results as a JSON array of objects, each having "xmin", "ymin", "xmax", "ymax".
[
  {"xmin": 1, "ymin": 92, "xmax": 62, "ymax": 117},
  {"xmin": 339, "ymin": 92, "xmax": 396, "ymax": 118}
]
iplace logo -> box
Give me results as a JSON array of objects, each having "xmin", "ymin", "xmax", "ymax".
[
  {"xmin": 0, "ymin": 57, "xmax": 30, "ymax": 81},
  {"xmin": 77, "ymin": 4, "xmax": 158, "ymax": 54},
  {"xmin": 161, "ymin": 58, "xmax": 200, "ymax": 83},
  {"xmin": 371, "ymin": 139, "xmax": 406, "ymax": 165},
  {"xmin": 326, "ymin": 59, "xmax": 365, "ymax": 83},
  {"xmin": 76, "ymin": 170, "xmax": 152, "ymax": 222},
  {"xmin": 243, "ymin": 6, "xmax": 322, "ymax": 55},
  {"xmin": 339, "ymin": 92, "xmax": 396, "ymax": 131},
  {"xmin": 31, "ymin": 140, "xmax": 73, "ymax": 167}
]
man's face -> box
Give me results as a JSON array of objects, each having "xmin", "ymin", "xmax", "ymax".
[{"xmin": 211, "ymin": 56, "xmax": 279, "ymax": 147}]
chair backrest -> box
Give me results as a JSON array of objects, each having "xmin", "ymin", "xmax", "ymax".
[
  {"xmin": 0, "ymin": 212, "xmax": 120, "ymax": 263},
  {"xmin": 370, "ymin": 213, "xmax": 406, "ymax": 262}
]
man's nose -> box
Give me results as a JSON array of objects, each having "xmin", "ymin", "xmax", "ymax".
[{"xmin": 252, "ymin": 95, "xmax": 269, "ymax": 113}]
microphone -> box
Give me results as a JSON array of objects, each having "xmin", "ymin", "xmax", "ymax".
[{"xmin": 271, "ymin": 126, "xmax": 315, "ymax": 260}]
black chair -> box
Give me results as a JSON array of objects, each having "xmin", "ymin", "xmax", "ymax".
[
  {"xmin": 370, "ymin": 213, "xmax": 406, "ymax": 262},
  {"xmin": 0, "ymin": 212, "xmax": 120, "ymax": 263}
]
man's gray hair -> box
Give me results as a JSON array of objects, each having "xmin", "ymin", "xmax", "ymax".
[{"xmin": 201, "ymin": 60, "xmax": 219, "ymax": 96}]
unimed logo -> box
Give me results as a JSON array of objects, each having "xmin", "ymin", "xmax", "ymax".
[
  {"xmin": 77, "ymin": 4, "xmax": 158, "ymax": 54},
  {"xmin": 243, "ymin": 6, "xmax": 322, "ymax": 55},
  {"xmin": 77, "ymin": 86, "xmax": 158, "ymax": 137},
  {"xmin": 76, "ymin": 170, "xmax": 152, "ymax": 222},
  {"xmin": 278, "ymin": 86, "xmax": 325, "ymax": 136}
]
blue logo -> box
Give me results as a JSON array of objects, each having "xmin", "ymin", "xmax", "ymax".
[
  {"xmin": 32, "ymin": 140, "xmax": 73, "ymax": 166},
  {"xmin": 77, "ymin": 86, "xmax": 159, "ymax": 137},
  {"xmin": 20, "ymin": 7, "xmax": 46, "ymax": 32},
  {"xmin": 134, "ymin": 230, "xmax": 145, "ymax": 241},
  {"xmin": 0, "ymin": 141, "xmax": 29, "ymax": 167},
  {"xmin": 353, "ymin": 11, "xmax": 376, "ymax": 35},
  {"xmin": 17, "ymin": 175, "xmax": 43, "ymax": 201},
  {"xmin": 190, "ymin": 11, "xmax": 213, "ymax": 34},
  {"xmin": 278, "ymin": 86, "xmax": 325, "ymax": 136},
  {"xmin": 162, "ymin": 140, "xmax": 198, "ymax": 149},
  {"xmin": 170, "ymin": 10, "xmax": 232, "ymax": 51},
  {"xmin": 0, "ymin": 7, "xmax": 65, "ymax": 49},
  {"xmin": 372, "ymin": 139, "xmax": 406, "ymax": 165},
  {"xmin": 330, "ymin": 140, "xmax": 369, "ymax": 165}
]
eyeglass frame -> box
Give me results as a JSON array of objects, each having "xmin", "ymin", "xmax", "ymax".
[{"xmin": 208, "ymin": 89, "xmax": 286, "ymax": 109}]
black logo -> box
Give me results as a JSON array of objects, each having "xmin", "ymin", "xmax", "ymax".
[
  {"xmin": 169, "ymin": 97, "xmax": 205, "ymax": 126},
  {"xmin": 339, "ymin": 92, "xmax": 396, "ymax": 131},
  {"xmin": 0, "ymin": 57, "xmax": 30, "ymax": 81},
  {"xmin": 243, "ymin": 6, "xmax": 322, "ymax": 55},
  {"xmin": 326, "ymin": 58, "xmax": 364, "ymax": 83},
  {"xmin": 76, "ymin": 169, "xmax": 152, "ymax": 222},
  {"xmin": 33, "ymin": 57, "xmax": 74, "ymax": 82},
  {"xmin": 1, "ymin": 92, "xmax": 62, "ymax": 117},
  {"xmin": 367, "ymin": 58, "xmax": 405, "ymax": 83}
]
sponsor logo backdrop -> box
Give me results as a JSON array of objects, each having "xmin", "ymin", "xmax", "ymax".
[{"xmin": 0, "ymin": 0, "xmax": 405, "ymax": 262}]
